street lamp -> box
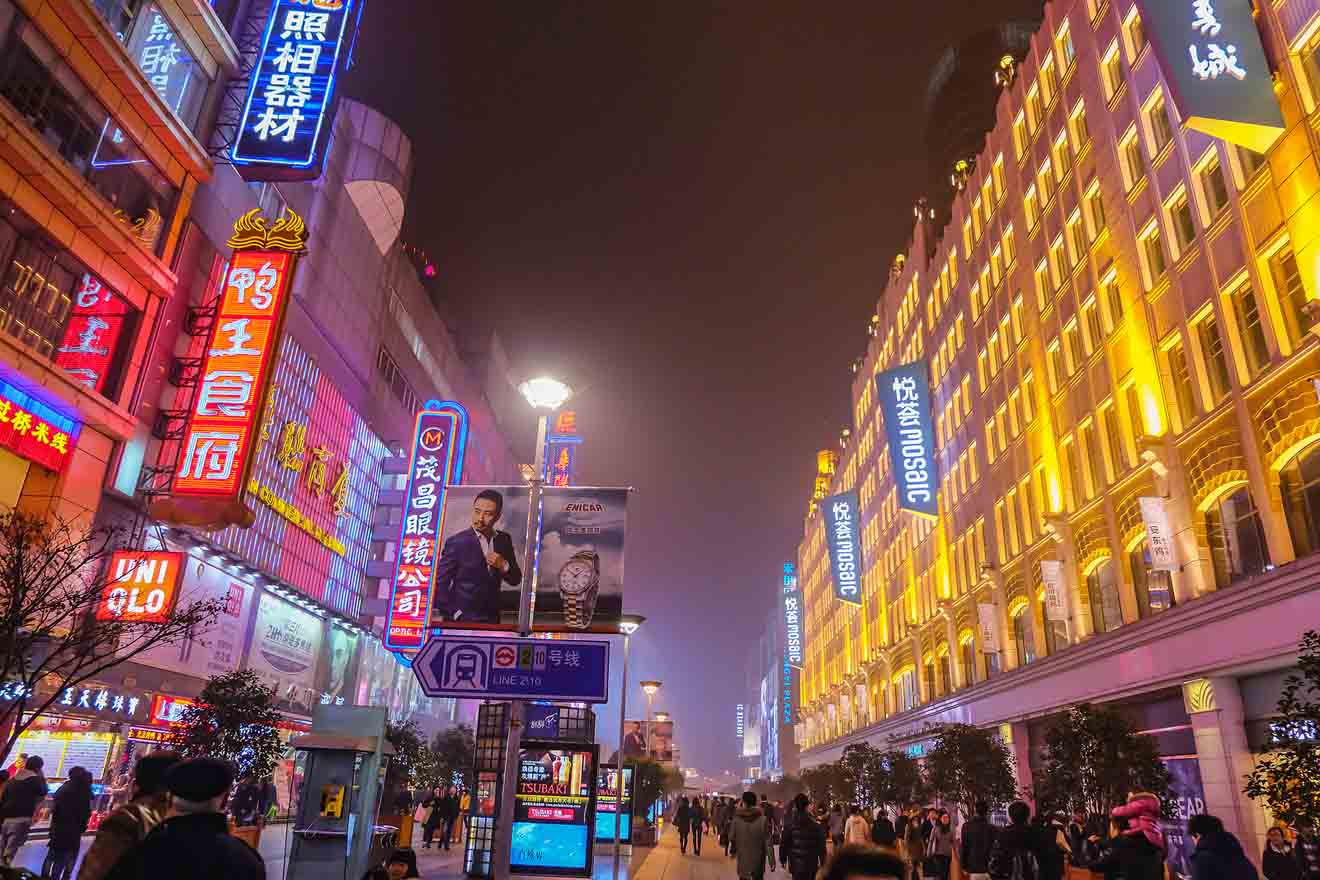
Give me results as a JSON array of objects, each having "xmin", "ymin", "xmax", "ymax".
[
  {"xmin": 614, "ymin": 613, "xmax": 644, "ymax": 861},
  {"xmin": 653, "ymin": 711, "xmax": 671, "ymax": 723},
  {"xmin": 493, "ymin": 375, "xmax": 573, "ymax": 880},
  {"xmin": 639, "ymin": 680, "xmax": 662, "ymax": 759}
]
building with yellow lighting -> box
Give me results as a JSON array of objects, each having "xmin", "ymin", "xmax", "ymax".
[{"xmin": 796, "ymin": 0, "xmax": 1320, "ymax": 854}]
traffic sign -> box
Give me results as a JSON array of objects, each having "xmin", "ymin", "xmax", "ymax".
[{"xmin": 412, "ymin": 636, "xmax": 610, "ymax": 703}]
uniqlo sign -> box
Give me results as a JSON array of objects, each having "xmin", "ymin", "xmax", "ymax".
[
  {"xmin": 384, "ymin": 403, "xmax": 469, "ymax": 652},
  {"xmin": 171, "ymin": 250, "xmax": 294, "ymax": 498},
  {"xmin": 97, "ymin": 551, "xmax": 185, "ymax": 623}
]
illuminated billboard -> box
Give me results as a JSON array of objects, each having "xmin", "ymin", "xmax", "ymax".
[
  {"xmin": 513, "ymin": 742, "xmax": 598, "ymax": 876},
  {"xmin": 876, "ymin": 360, "xmax": 937, "ymax": 518},
  {"xmin": 0, "ymin": 365, "xmax": 81, "ymax": 474},
  {"xmin": 823, "ymin": 490, "xmax": 863, "ymax": 605},
  {"xmin": 97, "ymin": 551, "xmax": 185, "ymax": 623},
  {"xmin": 782, "ymin": 562, "xmax": 803, "ymax": 668},
  {"xmin": 594, "ymin": 765, "xmax": 633, "ymax": 842}
]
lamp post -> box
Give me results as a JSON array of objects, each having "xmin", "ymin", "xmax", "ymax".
[
  {"xmin": 614, "ymin": 613, "xmax": 644, "ymax": 863},
  {"xmin": 639, "ymin": 680, "xmax": 661, "ymax": 757},
  {"xmin": 492, "ymin": 376, "xmax": 573, "ymax": 880}
]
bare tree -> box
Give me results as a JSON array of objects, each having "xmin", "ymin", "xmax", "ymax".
[{"xmin": 0, "ymin": 510, "xmax": 223, "ymax": 762}]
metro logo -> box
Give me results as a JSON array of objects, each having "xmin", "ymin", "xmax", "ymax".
[{"xmin": 97, "ymin": 551, "xmax": 185, "ymax": 623}]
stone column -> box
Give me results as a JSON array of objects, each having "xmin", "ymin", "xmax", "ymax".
[
  {"xmin": 1183, "ymin": 677, "xmax": 1268, "ymax": 861},
  {"xmin": 911, "ymin": 634, "xmax": 927, "ymax": 704},
  {"xmin": 1005, "ymin": 721, "xmax": 1035, "ymax": 809},
  {"xmin": 1044, "ymin": 518, "xmax": 1090, "ymax": 640},
  {"xmin": 941, "ymin": 604, "xmax": 964, "ymax": 689}
]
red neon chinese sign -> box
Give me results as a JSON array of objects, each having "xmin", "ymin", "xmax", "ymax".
[
  {"xmin": 149, "ymin": 694, "xmax": 194, "ymax": 727},
  {"xmin": 96, "ymin": 551, "xmax": 185, "ymax": 623},
  {"xmin": 53, "ymin": 274, "xmax": 132, "ymax": 395},
  {"xmin": 383, "ymin": 403, "xmax": 468, "ymax": 652},
  {"xmin": 0, "ymin": 366, "xmax": 81, "ymax": 473}
]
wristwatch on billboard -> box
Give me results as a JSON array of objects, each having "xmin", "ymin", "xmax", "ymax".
[{"xmin": 557, "ymin": 550, "xmax": 600, "ymax": 629}]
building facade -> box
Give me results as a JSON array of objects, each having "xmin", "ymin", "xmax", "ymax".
[
  {"xmin": 0, "ymin": 0, "xmax": 520, "ymax": 809},
  {"xmin": 797, "ymin": 0, "xmax": 1320, "ymax": 858}
]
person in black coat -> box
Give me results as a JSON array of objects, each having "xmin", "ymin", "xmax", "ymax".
[
  {"xmin": 1188, "ymin": 814, "xmax": 1259, "ymax": 880},
  {"xmin": 106, "ymin": 757, "xmax": 263, "ymax": 880},
  {"xmin": 960, "ymin": 801, "xmax": 998, "ymax": 879},
  {"xmin": 42, "ymin": 765, "xmax": 93, "ymax": 880},
  {"xmin": 781, "ymin": 794, "xmax": 828, "ymax": 880},
  {"xmin": 1264, "ymin": 828, "xmax": 1303, "ymax": 880},
  {"xmin": 1090, "ymin": 817, "xmax": 1166, "ymax": 880}
]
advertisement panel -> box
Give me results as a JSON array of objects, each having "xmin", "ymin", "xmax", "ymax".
[
  {"xmin": 534, "ymin": 487, "xmax": 628, "ymax": 631},
  {"xmin": 384, "ymin": 404, "xmax": 470, "ymax": 650},
  {"xmin": 512, "ymin": 742, "xmax": 598, "ymax": 876},
  {"xmin": 1040, "ymin": 560, "xmax": 1068, "ymax": 622},
  {"xmin": 1135, "ymin": 0, "xmax": 1284, "ymax": 152},
  {"xmin": 648, "ymin": 719, "xmax": 674, "ymax": 763},
  {"xmin": 876, "ymin": 360, "xmax": 938, "ymax": 518},
  {"xmin": 621, "ymin": 719, "xmax": 646, "ymax": 759},
  {"xmin": 247, "ymin": 591, "xmax": 325, "ymax": 716},
  {"xmin": 594, "ymin": 765, "xmax": 633, "ymax": 842},
  {"xmin": 207, "ymin": 334, "xmax": 387, "ymax": 619},
  {"xmin": 1163, "ymin": 757, "xmax": 1206, "ymax": 880},
  {"xmin": 977, "ymin": 603, "xmax": 1001, "ymax": 654},
  {"xmin": 823, "ymin": 490, "xmax": 863, "ymax": 605},
  {"xmin": 1139, "ymin": 497, "xmax": 1179, "ymax": 572},
  {"xmin": 97, "ymin": 551, "xmax": 184, "ymax": 623},
  {"xmin": 0, "ymin": 363, "xmax": 82, "ymax": 473},
  {"xmin": 428, "ymin": 485, "xmax": 529, "ymax": 630},
  {"xmin": 231, "ymin": 0, "xmax": 363, "ymax": 178},
  {"xmin": 545, "ymin": 410, "xmax": 582, "ymax": 487},
  {"xmin": 782, "ymin": 562, "xmax": 804, "ymax": 668},
  {"xmin": 127, "ymin": 554, "xmax": 255, "ymax": 679}
]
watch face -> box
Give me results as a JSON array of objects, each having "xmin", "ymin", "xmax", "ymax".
[{"xmin": 559, "ymin": 560, "xmax": 596, "ymax": 596}]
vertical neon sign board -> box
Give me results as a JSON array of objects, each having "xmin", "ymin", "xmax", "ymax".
[
  {"xmin": 231, "ymin": 0, "xmax": 362, "ymax": 179},
  {"xmin": 876, "ymin": 360, "xmax": 938, "ymax": 518},
  {"xmin": 384, "ymin": 402, "xmax": 469, "ymax": 652},
  {"xmin": 781, "ymin": 562, "xmax": 803, "ymax": 668},
  {"xmin": 823, "ymin": 490, "xmax": 863, "ymax": 605}
]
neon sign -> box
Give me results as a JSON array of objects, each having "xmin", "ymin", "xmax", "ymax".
[
  {"xmin": 97, "ymin": 551, "xmax": 185, "ymax": 623},
  {"xmin": 154, "ymin": 210, "xmax": 306, "ymax": 530},
  {"xmin": 383, "ymin": 402, "xmax": 469, "ymax": 652},
  {"xmin": 545, "ymin": 409, "xmax": 582, "ymax": 487},
  {"xmin": 54, "ymin": 274, "xmax": 132, "ymax": 395},
  {"xmin": 823, "ymin": 490, "xmax": 863, "ymax": 605},
  {"xmin": 0, "ymin": 365, "xmax": 81, "ymax": 473},
  {"xmin": 782, "ymin": 562, "xmax": 803, "ymax": 668},
  {"xmin": 876, "ymin": 360, "xmax": 938, "ymax": 518},
  {"xmin": 231, "ymin": 0, "xmax": 363, "ymax": 178}
]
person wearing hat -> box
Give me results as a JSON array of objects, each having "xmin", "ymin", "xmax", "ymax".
[
  {"xmin": 79, "ymin": 751, "xmax": 182, "ymax": 880},
  {"xmin": 105, "ymin": 757, "xmax": 264, "ymax": 880}
]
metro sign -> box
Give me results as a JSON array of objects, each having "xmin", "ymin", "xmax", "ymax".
[{"xmin": 97, "ymin": 551, "xmax": 185, "ymax": 623}]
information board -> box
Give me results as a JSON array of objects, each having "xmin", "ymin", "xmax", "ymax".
[
  {"xmin": 511, "ymin": 740, "xmax": 598, "ymax": 876},
  {"xmin": 593, "ymin": 764, "xmax": 633, "ymax": 842}
]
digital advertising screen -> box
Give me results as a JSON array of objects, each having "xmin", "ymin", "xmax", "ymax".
[
  {"xmin": 594, "ymin": 764, "xmax": 633, "ymax": 842},
  {"xmin": 511, "ymin": 741, "xmax": 598, "ymax": 876}
]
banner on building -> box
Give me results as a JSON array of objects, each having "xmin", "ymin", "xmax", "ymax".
[
  {"xmin": 247, "ymin": 591, "xmax": 325, "ymax": 716},
  {"xmin": 231, "ymin": 0, "xmax": 364, "ymax": 179},
  {"xmin": 1040, "ymin": 560, "xmax": 1069, "ymax": 622},
  {"xmin": 621, "ymin": 719, "xmax": 647, "ymax": 758},
  {"xmin": 383, "ymin": 403, "xmax": 469, "ymax": 652},
  {"xmin": 1135, "ymin": 0, "xmax": 1284, "ymax": 152},
  {"xmin": 533, "ymin": 487, "xmax": 628, "ymax": 632},
  {"xmin": 823, "ymin": 490, "xmax": 863, "ymax": 605},
  {"xmin": 425, "ymin": 484, "xmax": 529, "ymax": 632},
  {"xmin": 1163, "ymin": 757, "xmax": 1207, "ymax": 880},
  {"xmin": 782, "ymin": 562, "xmax": 804, "ymax": 668},
  {"xmin": 1139, "ymin": 497, "xmax": 1179, "ymax": 572},
  {"xmin": 153, "ymin": 210, "xmax": 307, "ymax": 530},
  {"xmin": 649, "ymin": 719, "xmax": 674, "ymax": 763},
  {"xmin": 876, "ymin": 360, "xmax": 938, "ymax": 518},
  {"xmin": 977, "ymin": 603, "xmax": 1001, "ymax": 654}
]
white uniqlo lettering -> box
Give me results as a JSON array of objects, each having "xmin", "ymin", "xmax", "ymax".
[
  {"xmin": 180, "ymin": 430, "xmax": 242, "ymax": 481},
  {"xmin": 103, "ymin": 587, "xmax": 168, "ymax": 617},
  {"xmin": 197, "ymin": 370, "xmax": 255, "ymax": 417}
]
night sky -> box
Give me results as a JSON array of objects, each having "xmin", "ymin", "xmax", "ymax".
[{"xmin": 347, "ymin": 1, "xmax": 1043, "ymax": 776}]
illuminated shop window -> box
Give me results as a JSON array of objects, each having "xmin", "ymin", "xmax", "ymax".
[
  {"xmin": 1012, "ymin": 606, "xmax": 1034, "ymax": 665},
  {"xmin": 1086, "ymin": 559, "xmax": 1122, "ymax": 633},
  {"xmin": 1205, "ymin": 487, "xmax": 1272, "ymax": 589},
  {"xmin": 1102, "ymin": 42, "xmax": 1124, "ymax": 101}
]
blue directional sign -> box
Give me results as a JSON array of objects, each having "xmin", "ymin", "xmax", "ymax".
[{"xmin": 413, "ymin": 636, "xmax": 610, "ymax": 703}]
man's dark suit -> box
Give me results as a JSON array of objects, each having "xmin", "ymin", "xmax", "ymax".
[{"xmin": 432, "ymin": 528, "xmax": 522, "ymax": 623}]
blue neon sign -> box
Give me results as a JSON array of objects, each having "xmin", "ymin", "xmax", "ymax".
[
  {"xmin": 231, "ymin": 0, "xmax": 362, "ymax": 177},
  {"xmin": 823, "ymin": 490, "xmax": 863, "ymax": 605}
]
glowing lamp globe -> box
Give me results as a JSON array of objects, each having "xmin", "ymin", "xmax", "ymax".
[{"xmin": 519, "ymin": 376, "xmax": 573, "ymax": 410}]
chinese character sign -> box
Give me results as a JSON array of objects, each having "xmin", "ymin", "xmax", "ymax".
[
  {"xmin": 823, "ymin": 490, "xmax": 863, "ymax": 605},
  {"xmin": 0, "ymin": 364, "xmax": 81, "ymax": 473},
  {"xmin": 384, "ymin": 403, "xmax": 470, "ymax": 651},
  {"xmin": 782, "ymin": 563, "xmax": 804, "ymax": 668},
  {"xmin": 1139, "ymin": 496, "xmax": 1180, "ymax": 572},
  {"xmin": 876, "ymin": 360, "xmax": 938, "ymax": 518},
  {"xmin": 1040, "ymin": 560, "xmax": 1069, "ymax": 622},
  {"xmin": 53, "ymin": 274, "xmax": 133, "ymax": 395},
  {"xmin": 428, "ymin": 485, "xmax": 531, "ymax": 631},
  {"xmin": 231, "ymin": 0, "xmax": 362, "ymax": 177},
  {"xmin": 1135, "ymin": 0, "xmax": 1283, "ymax": 152}
]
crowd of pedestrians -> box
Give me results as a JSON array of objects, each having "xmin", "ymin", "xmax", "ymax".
[{"xmin": 684, "ymin": 789, "xmax": 1320, "ymax": 880}]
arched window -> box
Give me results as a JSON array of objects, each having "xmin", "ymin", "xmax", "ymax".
[
  {"xmin": 923, "ymin": 661, "xmax": 938, "ymax": 700},
  {"xmin": 1205, "ymin": 486, "xmax": 1271, "ymax": 588},
  {"xmin": 1086, "ymin": 558, "xmax": 1122, "ymax": 633},
  {"xmin": 1012, "ymin": 604, "xmax": 1036, "ymax": 665},
  {"xmin": 1281, "ymin": 442, "xmax": 1320, "ymax": 558},
  {"xmin": 960, "ymin": 638, "xmax": 977, "ymax": 686},
  {"xmin": 1038, "ymin": 593, "xmax": 1067, "ymax": 655},
  {"xmin": 1129, "ymin": 541, "xmax": 1174, "ymax": 617},
  {"xmin": 937, "ymin": 652, "xmax": 952, "ymax": 694}
]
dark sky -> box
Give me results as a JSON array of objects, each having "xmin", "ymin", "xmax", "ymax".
[{"xmin": 347, "ymin": 1, "xmax": 1042, "ymax": 776}]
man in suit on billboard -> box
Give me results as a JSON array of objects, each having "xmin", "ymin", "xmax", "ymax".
[{"xmin": 433, "ymin": 489, "xmax": 522, "ymax": 624}]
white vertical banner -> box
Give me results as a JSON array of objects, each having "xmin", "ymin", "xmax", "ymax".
[
  {"xmin": 1139, "ymin": 496, "xmax": 1179, "ymax": 572},
  {"xmin": 1040, "ymin": 560, "xmax": 1069, "ymax": 621},
  {"xmin": 977, "ymin": 602, "xmax": 1001, "ymax": 654}
]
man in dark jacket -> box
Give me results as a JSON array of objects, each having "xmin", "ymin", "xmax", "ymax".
[
  {"xmin": 78, "ymin": 751, "xmax": 181, "ymax": 880},
  {"xmin": 690, "ymin": 797, "xmax": 708, "ymax": 855},
  {"xmin": 989, "ymin": 801, "xmax": 1047, "ymax": 880},
  {"xmin": 960, "ymin": 801, "xmax": 997, "ymax": 880},
  {"xmin": 1188, "ymin": 814, "xmax": 1258, "ymax": 880},
  {"xmin": 437, "ymin": 788, "xmax": 461, "ymax": 851},
  {"xmin": 107, "ymin": 757, "xmax": 264, "ymax": 880},
  {"xmin": 0, "ymin": 754, "xmax": 48, "ymax": 864},
  {"xmin": 781, "ymin": 794, "xmax": 828, "ymax": 880},
  {"xmin": 822, "ymin": 844, "xmax": 906, "ymax": 880},
  {"xmin": 1089, "ymin": 825, "xmax": 1166, "ymax": 880},
  {"xmin": 1295, "ymin": 824, "xmax": 1320, "ymax": 880}
]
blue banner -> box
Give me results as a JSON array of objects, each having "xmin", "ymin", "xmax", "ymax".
[
  {"xmin": 1164, "ymin": 757, "xmax": 1206, "ymax": 880},
  {"xmin": 876, "ymin": 360, "xmax": 938, "ymax": 518},
  {"xmin": 232, "ymin": 0, "xmax": 362, "ymax": 177},
  {"xmin": 823, "ymin": 490, "xmax": 863, "ymax": 605},
  {"xmin": 782, "ymin": 563, "xmax": 804, "ymax": 668},
  {"xmin": 413, "ymin": 636, "xmax": 610, "ymax": 703}
]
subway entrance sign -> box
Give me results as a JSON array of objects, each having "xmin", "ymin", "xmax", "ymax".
[{"xmin": 412, "ymin": 636, "xmax": 610, "ymax": 703}]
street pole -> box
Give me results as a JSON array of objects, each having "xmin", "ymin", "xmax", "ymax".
[
  {"xmin": 613, "ymin": 630, "xmax": 630, "ymax": 863},
  {"xmin": 493, "ymin": 412, "xmax": 549, "ymax": 880}
]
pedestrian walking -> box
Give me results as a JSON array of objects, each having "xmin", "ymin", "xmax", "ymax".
[
  {"xmin": 1111, "ymin": 794, "xmax": 1164, "ymax": 851},
  {"xmin": 1296, "ymin": 824, "xmax": 1320, "ymax": 880},
  {"xmin": 873, "ymin": 811, "xmax": 898, "ymax": 853},
  {"xmin": 228, "ymin": 774, "xmax": 272, "ymax": 830},
  {"xmin": 77, "ymin": 751, "xmax": 181, "ymax": 880},
  {"xmin": 922, "ymin": 810, "xmax": 954, "ymax": 880},
  {"xmin": 0, "ymin": 754, "xmax": 48, "ymax": 864},
  {"xmin": 1188, "ymin": 814, "xmax": 1259, "ymax": 880},
  {"xmin": 731, "ymin": 792, "xmax": 774, "ymax": 880},
  {"xmin": 846, "ymin": 806, "xmax": 872, "ymax": 846},
  {"xmin": 959, "ymin": 801, "xmax": 997, "ymax": 880},
  {"xmin": 412, "ymin": 794, "xmax": 434, "ymax": 848},
  {"xmin": 420, "ymin": 787, "xmax": 443, "ymax": 849},
  {"xmin": 42, "ymin": 766, "xmax": 93, "ymax": 880},
  {"xmin": 1264, "ymin": 828, "xmax": 1303, "ymax": 880},
  {"xmin": 781, "ymin": 793, "xmax": 828, "ymax": 880},
  {"xmin": 104, "ymin": 757, "xmax": 264, "ymax": 880},
  {"xmin": 988, "ymin": 801, "xmax": 1046, "ymax": 880},
  {"xmin": 690, "ymin": 796, "xmax": 708, "ymax": 855},
  {"xmin": 1089, "ymin": 815, "xmax": 1165, "ymax": 880},
  {"xmin": 829, "ymin": 805, "xmax": 846, "ymax": 851},
  {"xmin": 455, "ymin": 789, "xmax": 470, "ymax": 844},
  {"xmin": 676, "ymin": 797, "xmax": 692, "ymax": 853},
  {"xmin": 823, "ymin": 844, "xmax": 905, "ymax": 880},
  {"xmin": 438, "ymin": 788, "xmax": 460, "ymax": 851},
  {"xmin": 1063, "ymin": 813, "xmax": 1087, "ymax": 868}
]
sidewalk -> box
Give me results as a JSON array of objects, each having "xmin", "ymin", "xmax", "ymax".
[{"xmin": 629, "ymin": 825, "xmax": 737, "ymax": 880}]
